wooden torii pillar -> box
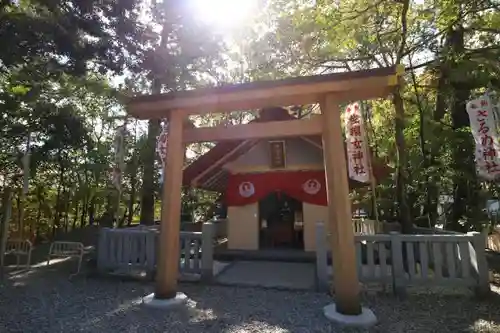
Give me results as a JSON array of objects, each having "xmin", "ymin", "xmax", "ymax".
[
  {"xmin": 155, "ymin": 109, "xmax": 185, "ymax": 299},
  {"xmin": 321, "ymin": 94, "xmax": 361, "ymax": 315}
]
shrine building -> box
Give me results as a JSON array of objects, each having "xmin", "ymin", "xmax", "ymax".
[{"xmin": 183, "ymin": 107, "xmax": 389, "ymax": 252}]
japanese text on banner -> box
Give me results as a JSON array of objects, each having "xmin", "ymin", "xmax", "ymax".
[
  {"xmin": 156, "ymin": 121, "xmax": 169, "ymax": 166},
  {"xmin": 344, "ymin": 102, "xmax": 370, "ymax": 183},
  {"xmin": 466, "ymin": 95, "xmax": 500, "ymax": 180}
]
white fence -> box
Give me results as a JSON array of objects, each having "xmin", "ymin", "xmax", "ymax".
[
  {"xmin": 316, "ymin": 222, "xmax": 490, "ymax": 295},
  {"xmin": 97, "ymin": 222, "xmax": 215, "ymax": 281}
]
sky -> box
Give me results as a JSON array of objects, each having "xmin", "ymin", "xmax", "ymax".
[
  {"xmin": 191, "ymin": 0, "xmax": 260, "ymax": 32},
  {"xmin": 112, "ymin": 0, "xmax": 262, "ymax": 160},
  {"xmin": 111, "ymin": 0, "xmax": 260, "ymax": 87}
]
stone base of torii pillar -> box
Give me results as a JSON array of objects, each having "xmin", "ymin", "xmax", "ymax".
[
  {"xmin": 142, "ymin": 292, "xmax": 188, "ymax": 309},
  {"xmin": 323, "ymin": 302, "xmax": 377, "ymax": 328}
]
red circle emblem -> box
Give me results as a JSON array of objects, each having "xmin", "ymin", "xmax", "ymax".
[
  {"xmin": 238, "ymin": 181, "xmax": 255, "ymax": 198},
  {"xmin": 303, "ymin": 179, "xmax": 321, "ymax": 195}
]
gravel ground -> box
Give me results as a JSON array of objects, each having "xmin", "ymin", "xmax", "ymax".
[{"xmin": 1, "ymin": 265, "xmax": 500, "ymax": 333}]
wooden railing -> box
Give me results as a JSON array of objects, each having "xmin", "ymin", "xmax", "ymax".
[
  {"xmin": 316, "ymin": 222, "xmax": 490, "ymax": 295},
  {"xmin": 97, "ymin": 222, "xmax": 215, "ymax": 281}
]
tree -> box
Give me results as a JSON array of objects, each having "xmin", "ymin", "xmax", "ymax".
[
  {"xmin": 0, "ymin": 0, "xmax": 151, "ymax": 76},
  {"xmin": 135, "ymin": 0, "xmax": 226, "ymax": 224},
  {"xmin": 223, "ymin": 0, "xmax": 500, "ymax": 231},
  {"xmin": 1, "ymin": 0, "xmax": 499, "ymax": 242}
]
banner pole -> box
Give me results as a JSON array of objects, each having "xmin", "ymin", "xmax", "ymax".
[
  {"xmin": 366, "ymin": 146, "xmax": 379, "ymax": 222},
  {"xmin": 360, "ymin": 102, "xmax": 379, "ymax": 223}
]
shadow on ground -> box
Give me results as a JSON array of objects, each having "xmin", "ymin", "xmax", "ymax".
[{"xmin": 2, "ymin": 263, "xmax": 500, "ymax": 333}]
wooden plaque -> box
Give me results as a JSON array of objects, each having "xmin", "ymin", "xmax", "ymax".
[{"xmin": 269, "ymin": 140, "xmax": 286, "ymax": 169}]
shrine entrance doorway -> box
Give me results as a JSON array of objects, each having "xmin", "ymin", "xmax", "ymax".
[{"xmin": 258, "ymin": 191, "xmax": 304, "ymax": 250}]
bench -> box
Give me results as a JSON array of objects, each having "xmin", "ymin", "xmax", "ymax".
[
  {"xmin": 47, "ymin": 241, "xmax": 85, "ymax": 277},
  {"xmin": 4, "ymin": 239, "xmax": 33, "ymax": 268}
]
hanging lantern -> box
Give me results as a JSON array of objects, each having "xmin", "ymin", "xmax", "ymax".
[{"xmin": 156, "ymin": 120, "xmax": 169, "ymax": 165}]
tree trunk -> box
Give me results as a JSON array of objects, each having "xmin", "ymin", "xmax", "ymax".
[
  {"xmin": 139, "ymin": 114, "xmax": 161, "ymax": 225},
  {"xmin": 63, "ymin": 192, "xmax": 70, "ymax": 232},
  {"xmin": 117, "ymin": 209, "xmax": 127, "ymax": 228},
  {"xmin": 128, "ymin": 179, "xmax": 136, "ymax": 226},
  {"xmin": 139, "ymin": 17, "xmax": 171, "ymax": 225},
  {"xmin": 80, "ymin": 196, "xmax": 88, "ymax": 227},
  {"xmin": 446, "ymin": 26, "xmax": 477, "ymax": 231},
  {"xmin": 393, "ymin": 89, "xmax": 413, "ymax": 233},
  {"xmin": 426, "ymin": 61, "xmax": 449, "ymax": 227},
  {"xmin": 81, "ymin": 164, "xmax": 90, "ymax": 227},
  {"xmin": 88, "ymin": 196, "xmax": 96, "ymax": 226},
  {"xmin": 16, "ymin": 190, "xmax": 21, "ymax": 235},
  {"xmin": 35, "ymin": 199, "xmax": 42, "ymax": 243},
  {"xmin": 0, "ymin": 188, "xmax": 13, "ymax": 275},
  {"xmin": 53, "ymin": 160, "xmax": 64, "ymax": 238},
  {"xmin": 391, "ymin": 0, "xmax": 412, "ymax": 233},
  {"xmin": 73, "ymin": 199, "xmax": 79, "ymax": 229},
  {"xmin": 409, "ymin": 60, "xmax": 436, "ymax": 227}
]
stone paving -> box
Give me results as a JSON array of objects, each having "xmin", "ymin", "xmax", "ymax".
[{"xmin": 215, "ymin": 260, "xmax": 316, "ymax": 290}]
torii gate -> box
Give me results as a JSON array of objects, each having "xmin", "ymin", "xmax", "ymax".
[{"xmin": 127, "ymin": 65, "xmax": 404, "ymax": 323}]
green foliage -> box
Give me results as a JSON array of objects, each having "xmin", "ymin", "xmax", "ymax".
[
  {"xmin": 238, "ymin": 0, "xmax": 500, "ymax": 231},
  {"xmin": 0, "ymin": 0, "xmax": 153, "ymax": 76}
]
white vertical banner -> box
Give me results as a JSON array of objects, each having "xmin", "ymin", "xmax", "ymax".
[
  {"xmin": 157, "ymin": 120, "xmax": 169, "ymax": 202},
  {"xmin": 466, "ymin": 94, "xmax": 500, "ymax": 180},
  {"xmin": 156, "ymin": 120, "xmax": 169, "ymax": 166},
  {"xmin": 345, "ymin": 102, "xmax": 370, "ymax": 183},
  {"xmin": 19, "ymin": 133, "xmax": 32, "ymax": 195}
]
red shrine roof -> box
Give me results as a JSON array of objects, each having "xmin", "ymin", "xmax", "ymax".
[{"xmin": 183, "ymin": 107, "xmax": 391, "ymax": 192}]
